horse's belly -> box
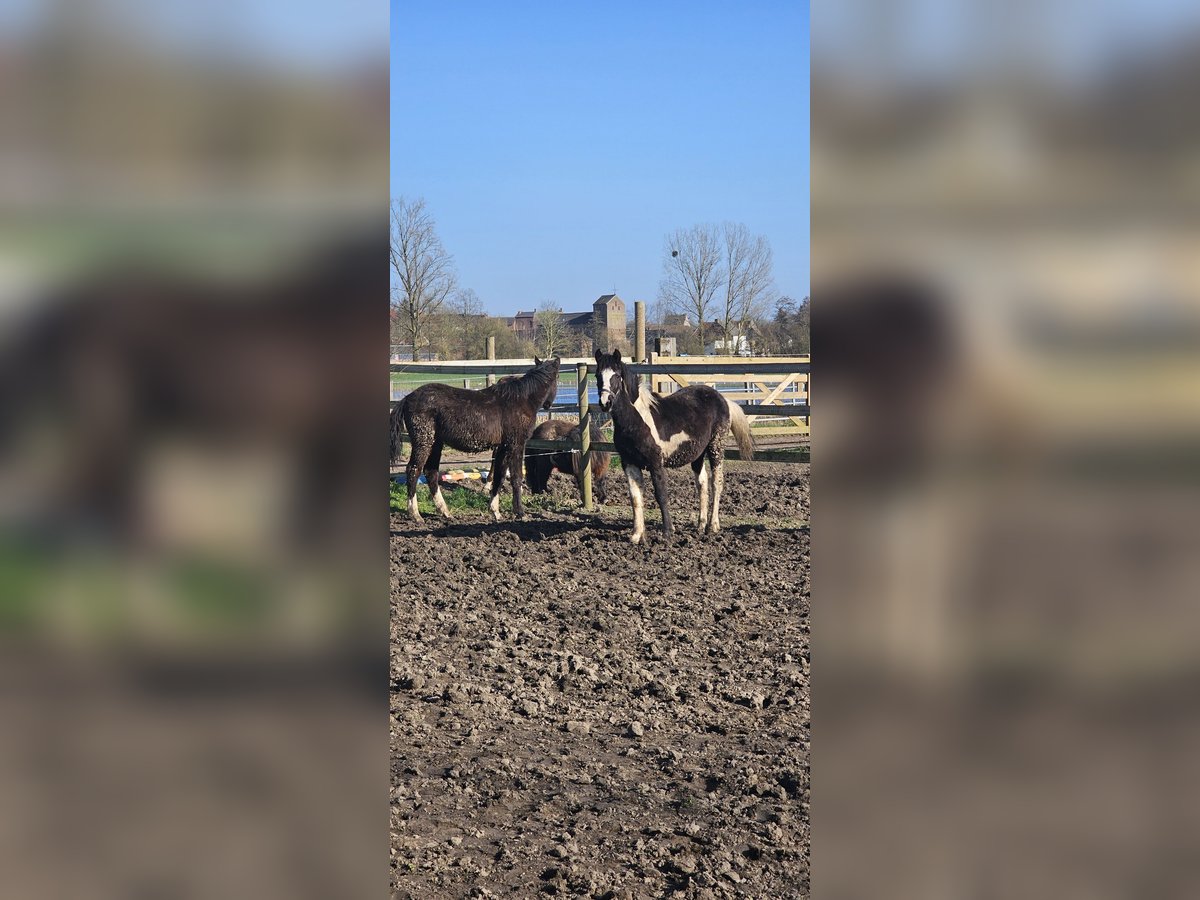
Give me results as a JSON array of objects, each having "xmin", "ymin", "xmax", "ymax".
[
  {"xmin": 439, "ymin": 418, "xmax": 501, "ymax": 453},
  {"xmin": 449, "ymin": 436, "xmax": 492, "ymax": 453}
]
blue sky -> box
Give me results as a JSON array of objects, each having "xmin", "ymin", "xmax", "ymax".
[{"xmin": 391, "ymin": 1, "xmax": 810, "ymax": 316}]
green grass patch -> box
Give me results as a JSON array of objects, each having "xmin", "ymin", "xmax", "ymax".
[{"xmin": 389, "ymin": 479, "xmax": 567, "ymax": 516}]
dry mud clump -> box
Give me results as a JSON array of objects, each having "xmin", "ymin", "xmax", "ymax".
[{"xmin": 390, "ymin": 462, "xmax": 809, "ymax": 898}]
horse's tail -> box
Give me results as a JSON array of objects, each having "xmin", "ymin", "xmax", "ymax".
[
  {"xmin": 725, "ymin": 397, "xmax": 755, "ymax": 460},
  {"xmin": 389, "ymin": 397, "xmax": 408, "ymax": 466}
]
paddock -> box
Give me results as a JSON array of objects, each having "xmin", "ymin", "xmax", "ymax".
[
  {"xmin": 389, "ymin": 326, "xmax": 810, "ymax": 896},
  {"xmin": 389, "ymin": 460, "xmax": 809, "ymax": 897}
]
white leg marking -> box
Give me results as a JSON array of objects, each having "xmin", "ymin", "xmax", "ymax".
[
  {"xmin": 626, "ymin": 466, "xmax": 645, "ymax": 544},
  {"xmin": 695, "ymin": 463, "xmax": 710, "ymax": 530},
  {"xmin": 710, "ymin": 458, "xmax": 724, "ymax": 533},
  {"xmin": 633, "ymin": 387, "xmax": 690, "ymax": 457},
  {"xmin": 408, "ymin": 493, "xmax": 423, "ymax": 523},
  {"xmin": 433, "ymin": 487, "xmax": 451, "ymax": 518},
  {"xmin": 488, "ymin": 492, "xmax": 502, "ymax": 522}
]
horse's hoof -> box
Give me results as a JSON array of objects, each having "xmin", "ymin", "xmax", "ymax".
[{"xmin": 630, "ymin": 532, "xmax": 643, "ymax": 545}]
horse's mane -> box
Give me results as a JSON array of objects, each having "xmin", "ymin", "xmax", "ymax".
[
  {"xmin": 637, "ymin": 384, "xmax": 660, "ymax": 408},
  {"xmin": 490, "ymin": 361, "xmax": 558, "ymax": 404}
]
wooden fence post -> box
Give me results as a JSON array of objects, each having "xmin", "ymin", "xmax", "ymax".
[
  {"xmin": 635, "ymin": 300, "xmax": 646, "ymax": 362},
  {"xmin": 577, "ymin": 362, "xmax": 592, "ymax": 511},
  {"xmin": 486, "ymin": 336, "xmax": 496, "ymax": 386}
]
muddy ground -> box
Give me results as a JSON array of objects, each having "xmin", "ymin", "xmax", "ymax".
[{"xmin": 390, "ymin": 462, "xmax": 809, "ymax": 898}]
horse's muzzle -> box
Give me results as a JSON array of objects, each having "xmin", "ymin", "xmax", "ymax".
[{"xmin": 598, "ymin": 391, "xmax": 612, "ymax": 411}]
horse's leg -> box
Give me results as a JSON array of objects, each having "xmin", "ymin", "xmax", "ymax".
[
  {"xmin": 425, "ymin": 440, "xmax": 450, "ymax": 518},
  {"xmin": 707, "ymin": 440, "xmax": 726, "ymax": 534},
  {"xmin": 510, "ymin": 439, "xmax": 526, "ymax": 519},
  {"xmin": 625, "ymin": 465, "xmax": 647, "ymax": 544},
  {"xmin": 405, "ymin": 424, "xmax": 432, "ymax": 523},
  {"xmin": 488, "ymin": 444, "xmax": 509, "ymax": 522},
  {"xmin": 691, "ymin": 457, "xmax": 709, "ymax": 532},
  {"xmin": 595, "ymin": 456, "xmax": 609, "ymax": 505},
  {"xmin": 649, "ymin": 465, "xmax": 673, "ymax": 540}
]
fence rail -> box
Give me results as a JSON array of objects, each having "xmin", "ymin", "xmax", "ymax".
[{"xmin": 390, "ymin": 360, "xmax": 809, "ymax": 376}]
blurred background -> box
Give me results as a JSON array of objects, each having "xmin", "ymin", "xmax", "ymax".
[
  {"xmin": 0, "ymin": 0, "xmax": 386, "ymax": 896},
  {"xmin": 813, "ymin": 1, "xmax": 1200, "ymax": 897}
]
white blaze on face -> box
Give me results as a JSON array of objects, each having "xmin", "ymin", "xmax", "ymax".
[
  {"xmin": 597, "ymin": 367, "xmax": 616, "ymax": 410},
  {"xmin": 633, "ymin": 386, "xmax": 690, "ymax": 458}
]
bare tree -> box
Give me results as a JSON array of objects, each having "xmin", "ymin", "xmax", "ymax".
[
  {"xmin": 390, "ymin": 197, "xmax": 457, "ymax": 361},
  {"xmin": 534, "ymin": 301, "xmax": 568, "ymax": 358},
  {"xmin": 659, "ymin": 225, "xmax": 722, "ymax": 351},
  {"xmin": 720, "ymin": 223, "xmax": 777, "ymax": 356},
  {"xmin": 448, "ymin": 287, "xmax": 486, "ymax": 359}
]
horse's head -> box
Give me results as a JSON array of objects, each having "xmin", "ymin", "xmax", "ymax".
[
  {"xmin": 594, "ymin": 349, "xmax": 633, "ymax": 412},
  {"xmin": 532, "ymin": 355, "xmax": 561, "ymax": 410}
]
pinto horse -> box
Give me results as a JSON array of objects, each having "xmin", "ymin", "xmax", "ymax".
[
  {"xmin": 390, "ymin": 357, "xmax": 560, "ymax": 522},
  {"xmin": 595, "ymin": 349, "xmax": 753, "ymax": 543},
  {"xmin": 525, "ymin": 417, "xmax": 611, "ymax": 504}
]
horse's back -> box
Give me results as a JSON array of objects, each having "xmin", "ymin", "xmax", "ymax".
[
  {"xmin": 667, "ymin": 383, "xmax": 727, "ymax": 413},
  {"xmin": 401, "ymin": 382, "xmax": 504, "ymax": 450},
  {"xmin": 403, "ymin": 381, "xmax": 487, "ymax": 411},
  {"xmin": 658, "ymin": 384, "xmax": 729, "ymax": 440},
  {"xmin": 532, "ymin": 419, "xmax": 576, "ymax": 441}
]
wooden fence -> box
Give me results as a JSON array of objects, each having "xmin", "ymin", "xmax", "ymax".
[
  {"xmin": 390, "ymin": 356, "xmax": 810, "ymax": 512},
  {"xmin": 648, "ymin": 354, "xmax": 809, "ymax": 437}
]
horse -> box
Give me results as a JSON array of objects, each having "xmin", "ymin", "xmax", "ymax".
[
  {"xmin": 390, "ymin": 357, "xmax": 561, "ymax": 523},
  {"xmin": 525, "ymin": 417, "xmax": 611, "ymax": 504},
  {"xmin": 595, "ymin": 349, "xmax": 753, "ymax": 543}
]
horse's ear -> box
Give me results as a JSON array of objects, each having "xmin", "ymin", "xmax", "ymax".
[
  {"xmin": 534, "ymin": 355, "xmax": 541, "ymax": 365},
  {"xmin": 613, "ymin": 349, "xmax": 622, "ymax": 363},
  {"xmin": 594, "ymin": 349, "xmax": 604, "ymax": 364}
]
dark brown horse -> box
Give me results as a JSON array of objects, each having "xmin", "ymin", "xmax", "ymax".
[
  {"xmin": 525, "ymin": 417, "xmax": 611, "ymax": 504},
  {"xmin": 390, "ymin": 357, "xmax": 561, "ymax": 522}
]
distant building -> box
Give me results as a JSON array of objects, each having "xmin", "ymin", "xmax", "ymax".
[
  {"xmin": 654, "ymin": 336, "xmax": 678, "ymax": 356},
  {"xmin": 647, "ymin": 312, "xmax": 694, "ymax": 349},
  {"xmin": 560, "ymin": 310, "xmax": 595, "ymax": 332},
  {"xmin": 503, "ymin": 295, "xmax": 629, "ymax": 352},
  {"xmin": 505, "ymin": 310, "xmax": 537, "ymax": 343},
  {"xmin": 705, "ymin": 334, "xmax": 753, "ymax": 356},
  {"xmin": 592, "ymin": 294, "xmax": 627, "ymax": 352}
]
